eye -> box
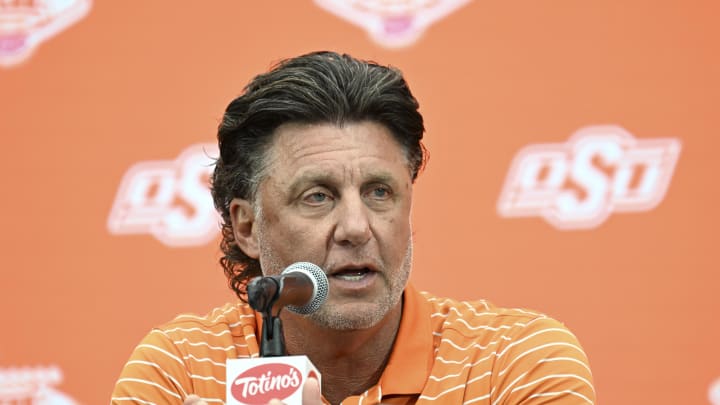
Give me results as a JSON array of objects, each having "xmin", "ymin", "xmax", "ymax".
[
  {"xmin": 367, "ymin": 185, "xmax": 392, "ymax": 200},
  {"xmin": 302, "ymin": 190, "xmax": 333, "ymax": 206}
]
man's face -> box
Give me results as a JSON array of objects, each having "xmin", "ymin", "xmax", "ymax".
[{"xmin": 249, "ymin": 121, "xmax": 414, "ymax": 330}]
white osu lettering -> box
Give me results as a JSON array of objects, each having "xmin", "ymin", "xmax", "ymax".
[
  {"xmin": 0, "ymin": 366, "xmax": 79, "ymax": 404},
  {"xmin": 497, "ymin": 125, "xmax": 681, "ymax": 229},
  {"xmin": 107, "ymin": 143, "xmax": 221, "ymax": 247},
  {"xmin": 710, "ymin": 377, "xmax": 720, "ymax": 405},
  {"xmin": 234, "ymin": 369, "xmax": 301, "ymax": 398}
]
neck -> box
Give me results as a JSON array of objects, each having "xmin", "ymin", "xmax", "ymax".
[{"xmin": 280, "ymin": 301, "xmax": 403, "ymax": 405}]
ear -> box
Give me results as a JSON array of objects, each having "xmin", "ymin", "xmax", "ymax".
[{"xmin": 229, "ymin": 198, "xmax": 260, "ymax": 259}]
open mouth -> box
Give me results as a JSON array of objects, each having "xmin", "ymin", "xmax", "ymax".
[{"xmin": 330, "ymin": 267, "xmax": 375, "ymax": 282}]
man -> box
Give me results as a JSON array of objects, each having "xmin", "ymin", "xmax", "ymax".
[{"xmin": 112, "ymin": 51, "xmax": 595, "ymax": 404}]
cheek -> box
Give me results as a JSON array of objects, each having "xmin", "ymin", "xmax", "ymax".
[
  {"xmin": 265, "ymin": 217, "xmax": 329, "ymax": 258},
  {"xmin": 378, "ymin": 214, "xmax": 412, "ymax": 248}
]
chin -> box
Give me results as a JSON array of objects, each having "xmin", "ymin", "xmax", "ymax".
[{"xmin": 308, "ymin": 303, "xmax": 390, "ymax": 331}]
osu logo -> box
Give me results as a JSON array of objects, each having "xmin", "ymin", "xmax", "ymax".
[
  {"xmin": 231, "ymin": 363, "xmax": 302, "ymax": 404},
  {"xmin": 0, "ymin": 365, "xmax": 80, "ymax": 404},
  {"xmin": 314, "ymin": 0, "xmax": 471, "ymax": 48},
  {"xmin": 497, "ymin": 125, "xmax": 681, "ymax": 229},
  {"xmin": 107, "ymin": 143, "xmax": 221, "ymax": 247},
  {"xmin": 711, "ymin": 377, "xmax": 720, "ymax": 405},
  {"xmin": 0, "ymin": 0, "xmax": 92, "ymax": 68}
]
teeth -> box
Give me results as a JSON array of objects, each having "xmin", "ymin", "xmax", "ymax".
[
  {"xmin": 335, "ymin": 273, "xmax": 366, "ymax": 281},
  {"xmin": 333, "ymin": 268, "xmax": 369, "ymax": 281}
]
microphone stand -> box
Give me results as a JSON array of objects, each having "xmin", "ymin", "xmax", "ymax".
[{"xmin": 247, "ymin": 277, "xmax": 287, "ymax": 357}]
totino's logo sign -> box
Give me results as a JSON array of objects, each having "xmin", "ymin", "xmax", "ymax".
[
  {"xmin": 107, "ymin": 143, "xmax": 221, "ymax": 247},
  {"xmin": 497, "ymin": 126, "xmax": 681, "ymax": 229},
  {"xmin": 0, "ymin": 0, "xmax": 91, "ymax": 68},
  {"xmin": 314, "ymin": 0, "xmax": 471, "ymax": 48},
  {"xmin": 231, "ymin": 363, "xmax": 302, "ymax": 404}
]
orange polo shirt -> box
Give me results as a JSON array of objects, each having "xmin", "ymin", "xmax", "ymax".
[{"xmin": 112, "ymin": 284, "xmax": 595, "ymax": 404}]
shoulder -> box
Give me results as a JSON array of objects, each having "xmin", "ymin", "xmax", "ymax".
[
  {"xmin": 419, "ymin": 291, "xmax": 595, "ymax": 404},
  {"xmin": 419, "ymin": 291, "xmax": 551, "ymax": 338},
  {"xmin": 156, "ymin": 302, "xmax": 256, "ymax": 339},
  {"xmin": 421, "ymin": 290, "xmax": 588, "ymax": 361},
  {"xmin": 117, "ymin": 302, "xmax": 259, "ymax": 375},
  {"xmin": 112, "ymin": 302, "xmax": 258, "ymax": 403},
  {"xmin": 141, "ymin": 302, "xmax": 258, "ymax": 359}
]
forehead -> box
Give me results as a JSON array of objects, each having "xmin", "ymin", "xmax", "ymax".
[{"xmin": 264, "ymin": 121, "xmax": 410, "ymax": 175}]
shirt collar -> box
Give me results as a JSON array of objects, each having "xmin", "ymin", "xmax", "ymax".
[{"xmin": 378, "ymin": 283, "xmax": 434, "ymax": 395}]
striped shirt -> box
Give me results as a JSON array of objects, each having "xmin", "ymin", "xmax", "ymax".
[{"xmin": 112, "ymin": 284, "xmax": 595, "ymax": 404}]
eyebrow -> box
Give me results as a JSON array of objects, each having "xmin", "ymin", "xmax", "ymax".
[
  {"xmin": 286, "ymin": 169, "xmax": 400, "ymax": 198},
  {"xmin": 287, "ymin": 170, "xmax": 334, "ymax": 197}
]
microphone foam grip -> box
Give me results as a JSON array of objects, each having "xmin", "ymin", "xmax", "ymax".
[{"xmin": 284, "ymin": 262, "xmax": 329, "ymax": 315}]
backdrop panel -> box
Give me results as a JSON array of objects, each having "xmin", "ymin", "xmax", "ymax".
[{"xmin": 1, "ymin": 1, "xmax": 718, "ymax": 404}]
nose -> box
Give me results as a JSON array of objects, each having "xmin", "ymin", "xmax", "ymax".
[{"xmin": 332, "ymin": 194, "xmax": 372, "ymax": 247}]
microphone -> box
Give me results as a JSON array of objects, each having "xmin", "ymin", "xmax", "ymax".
[
  {"xmin": 247, "ymin": 262, "xmax": 329, "ymax": 315},
  {"xmin": 228, "ymin": 262, "xmax": 327, "ymax": 400}
]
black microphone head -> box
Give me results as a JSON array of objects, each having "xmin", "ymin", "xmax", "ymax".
[
  {"xmin": 283, "ymin": 262, "xmax": 329, "ymax": 315},
  {"xmin": 246, "ymin": 276, "xmax": 280, "ymax": 313}
]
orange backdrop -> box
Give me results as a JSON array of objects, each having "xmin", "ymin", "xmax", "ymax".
[{"xmin": 1, "ymin": 1, "xmax": 719, "ymax": 404}]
